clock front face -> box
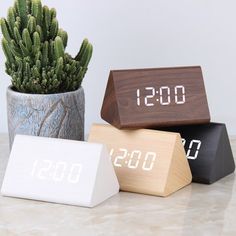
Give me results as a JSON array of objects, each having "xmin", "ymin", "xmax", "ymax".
[
  {"xmin": 159, "ymin": 123, "xmax": 232, "ymax": 183},
  {"xmin": 88, "ymin": 124, "xmax": 178, "ymax": 195},
  {"xmin": 1, "ymin": 135, "xmax": 103, "ymax": 206},
  {"xmin": 160, "ymin": 123, "xmax": 221, "ymax": 162},
  {"xmin": 101, "ymin": 66, "xmax": 210, "ymax": 128}
]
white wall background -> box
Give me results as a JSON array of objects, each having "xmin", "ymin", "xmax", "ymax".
[{"xmin": 1, "ymin": 0, "xmax": 236, "ymax": 134}]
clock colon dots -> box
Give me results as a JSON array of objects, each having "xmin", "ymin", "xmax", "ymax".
[
  {"xmin": 31, "ymin": 160, "xmax": 82, "ymax": 184},
  {"xmin": 136, "ymin": 86, "xmax": 186, "ymax": 106},
  {"xmin": 182, "ymin": 139, "xmax": 202, "ymax": 160},
  {"xmin": 109, "ymin": 148, "xmax": 157, "ymax": 171}
]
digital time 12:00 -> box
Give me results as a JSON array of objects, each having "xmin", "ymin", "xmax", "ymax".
[
  {"xmin": 136, "ymin": 85, "xmax": 186, "ymax": 106},
  {"xmin": 31, "ymin": 160, "xmax": 83, "ymax": 184},
  {"xmin": 109, "ymin": 148, "xmax": 157, "ymax": 171}
]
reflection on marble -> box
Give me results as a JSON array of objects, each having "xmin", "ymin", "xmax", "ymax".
[{"xmin": 0, "ymin": 134, "xmax": 235, "ymax": 236}]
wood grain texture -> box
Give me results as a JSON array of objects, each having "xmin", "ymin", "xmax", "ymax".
[
  {"xmin": 88, "ymin": 124, "xmax": 192, "ymax": 197},
  {"xmin": 101, "ymin": 66, "xmax": 210, "ymax": 129},
  {"xmin": 160, "ymin": 123, "xmax": 235, "ymax": 184}
]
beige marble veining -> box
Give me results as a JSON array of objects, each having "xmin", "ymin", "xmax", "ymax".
[{"xmin": 0, "ymin": 134, "xmax": 235, "ymax": 236}]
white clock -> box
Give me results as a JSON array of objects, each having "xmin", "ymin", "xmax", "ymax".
[{"xmin": 1, "ymin": 135, "xmax": 119, "ymax": 207}]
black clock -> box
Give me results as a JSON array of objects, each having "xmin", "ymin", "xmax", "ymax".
[{"xmin": 159, "ymin": 123, "xmax": 235, "ymax": 184}]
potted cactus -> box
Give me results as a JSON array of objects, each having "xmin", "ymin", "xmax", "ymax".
[{"xmin": 0, "ymin": 0, "xmax": 93, "ymax": 148}]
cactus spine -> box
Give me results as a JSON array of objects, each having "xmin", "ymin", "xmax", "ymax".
[{"xmin": 0, "ymin": 0, "xmax": 93, "ymax": 94}]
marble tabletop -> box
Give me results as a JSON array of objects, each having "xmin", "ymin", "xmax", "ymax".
[{"xmin": 0, "ymin": 134, "xmax": 235, "ymax": 236}]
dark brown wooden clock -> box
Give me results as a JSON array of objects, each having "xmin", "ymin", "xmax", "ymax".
[{"xmin": 101, "ymin": 66, "xmax": 210, "ymax": 129}]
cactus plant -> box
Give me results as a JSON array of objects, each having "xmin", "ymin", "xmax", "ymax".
[{"xmin": 0, "ymin": 0, "xmax": 93, "ymax": 94}]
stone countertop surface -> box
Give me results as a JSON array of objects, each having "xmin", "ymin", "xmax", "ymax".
[{"xmin": 0, "ymin": 134, "xmax": 235, "ymax": 236}]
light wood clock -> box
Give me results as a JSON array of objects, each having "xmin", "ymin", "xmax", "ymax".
[
  {"xmin": 160, "ymin": 123, "xmax": 235, "ymax": 184},
  {"xmin": 101, "ymin": 66, "xmax": 210, "ymax": 129},
  {"xmin": 88, "ymin": 124, "xmax": 192, "ymax": 197}
]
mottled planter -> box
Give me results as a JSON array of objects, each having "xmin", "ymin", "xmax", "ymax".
[{"xmin": 7, "ymin": 86, "xmax": 85, "ymax": 149}]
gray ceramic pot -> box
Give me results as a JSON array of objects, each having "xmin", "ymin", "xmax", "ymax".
[{"xmin": 7, "ymin": 86, "xmax": 85, "ymax": 149}]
